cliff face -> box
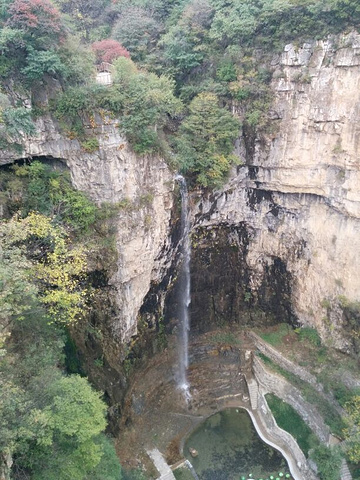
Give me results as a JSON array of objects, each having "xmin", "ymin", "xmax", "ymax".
[
  {"xmin": 0, "ymin": 112, "xmax": 175, "ymax": 344},
  {"xmin": 2, "ymin": 32, "xmax": 360, "ymax": 353},
  {"xmin": 193, "ymin": 32, "xmax": 360, "ymax": 351}
]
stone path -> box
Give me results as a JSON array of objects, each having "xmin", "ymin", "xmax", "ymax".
[
  {"xmin": 340, "ymin": 458, "xmax": 352, "ymax": 480},
  {"xmin": 147, "ymin": 449, "xmax": 176, "ymax": 480},
  {"xmin": 246, "ymin": 377, "xmax": 259, "ymax": 410}
]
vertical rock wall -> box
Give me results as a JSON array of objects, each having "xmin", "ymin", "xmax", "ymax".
[
  {"xmin": 0, "ymin": 114, "xmax": 175, "ymax": 344},
  {"xmin": 193, "ymin": 32, "xmax": 360, "ymax": 351}
]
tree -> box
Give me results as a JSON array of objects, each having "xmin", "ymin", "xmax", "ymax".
[
  {"xmin": 1, "ymin": 212, "xmax": 88, "ymax": 324},
  {"xmin": 209, "ymin": 0, "xmax": 260, "ymax": 44},
  {"xmin": 1, "ymin": 373, "xmax": 111, "ymax": 480},
  {"xmin": 58, "ymin": 36, "xmax": 96, "ymax": 85},
  {"xmin": 344, "ymin": 395, "xmax": 360, "ymax": 462},
  {"xmin": 6, "ymin": 0, "xmax": 65, "ymax": 47},
  {"xmin": 112, "ymin": 6, "xmax": 160, "ymax": 61},
  {"xmin": 56, "ymin": 0, "xmax": 111, "ymax": 39},
  {"xmin": 0, "ymin": 243, "xmax": 38, "ymax": 329},
  {"xmin": 177, "ymin": 92, "xmax": 240, "ymax": 187},
  {"xmin": 310, "ymin": 445, "xmax": 342, "ymax": 480},
  {"xmin": 84, "ymin": 435, "xmax": 123, "ymax": 480},
  {"xmin": 159, "ymin": 0, "xmax": 213, "ymax": 78},
  {"xmin": 104, "ymin": 57, "xmax": 183, "ymax": 153},
  {"xmin": 21, "ymin": 47, "xmax": 66, "ymax": 81},
  {"xmin": 92, "ymin": 39, "xmax": 130, "ymax": 64},
  {"xmin": 1, "ymin": 106, "xmax": 36, "ymax": 139}
]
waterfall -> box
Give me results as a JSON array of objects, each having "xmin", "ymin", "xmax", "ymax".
[{"xmin": 176, "ymin": 175, "xmax": 191, "ymax": 400}]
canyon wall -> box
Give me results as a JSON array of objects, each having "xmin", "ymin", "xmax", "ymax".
[
  {"xmin": 2, "ymin": 31, "xmax": 360, "ymax": 353},
  {"xmin": 0, "ymin": 111, "xmax": 175, "ymax": 344},
  {"xmin": 192, "ymin": 31, "xmax": 360, "ymax": 351}
]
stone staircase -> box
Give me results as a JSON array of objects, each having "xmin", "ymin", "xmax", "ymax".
[
  {"xmin": 147, "ymin": 449, "xmax": 176, "ymax": 480},
  {"xmin": 246, "ymin": 377, "xmax": 259, "ymax": 410},
  {"xmin": 340, "ymin": 459, "xmax": 352, "ymax": 480}
]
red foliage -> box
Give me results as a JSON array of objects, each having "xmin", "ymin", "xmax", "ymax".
[
  {"xmin": 91, "ymin": 39, "xmax": 130, "ymax": 64},
  {"xmin": 7, "ymin": 0, "xmax": 63, "ymax": 40}
]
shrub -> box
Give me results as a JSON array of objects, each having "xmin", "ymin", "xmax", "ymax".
[
  {"xmin": 258, "ymin": 323, "xmax": 292, "ymax": 346},
  {"xmin": 310, "ymin": 445, "xmax": 342, "ymax": 480},
  {"xmin": 344, "ymin": 395, "xmax": 360, "ymax": 463},
  {"xmin": 81, "ymin": 137, "xmax": 99, "ymax": 153},
  {"xmin": 54, "ymin": 84, "xmax": 102, "ymax": 123},
  {"xmin": 296, "ymin": 327, "xmax": 321, "ymax": 347}
]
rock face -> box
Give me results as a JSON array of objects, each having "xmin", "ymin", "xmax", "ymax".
[
  {"xmin": 192, "ymin": 31, "xmax": 360, "ymax": 351},
  {"xmin": 0, "ymin": 113, "xmax": 175, "ymax": 343},
  {"xmin": 2, "ymin": 31, "xmax": 360, "ymax": 353}
]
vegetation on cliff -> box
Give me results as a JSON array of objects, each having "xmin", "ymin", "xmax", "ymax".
[
  {"xmin": 1, "ymin": 0, "xmax": 360, "ymax": 478},
  {"xmin": 2, "ymin": 0, "xmax": 360, "ymax": 186},
  {"xmin": 0, "ymin": 161, "xmax": 122, "ymax": 479}
]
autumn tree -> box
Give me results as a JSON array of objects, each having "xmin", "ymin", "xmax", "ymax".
[
  {"xmin": 92, "ymin": 39, "xmax": 130, "ymax": 64},
  {"xmin": 6, "ymin": 0, "xmax": 65, "ymax": 46},
  {"xmin": 1, "ymin": 212, "xmax": 88, "ymax": 325}
]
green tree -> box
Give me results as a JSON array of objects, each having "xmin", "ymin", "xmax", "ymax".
[
  {"xmin": 209, "ymin": 0, "xmax": 260, "ymax": 44},
  {"xmin": 1, "ymin": 373, "xmax": 111, "ymax": 480},
  {"xmin": 112, "ymin": 6, "xmax": 160, "ymax": 61},
  {"xmin": 108, "ymin": 57, "xmax": 183, "ymax": 153},
  {"xmin": 0, "ymin": 282, "xmax": 120, "ymax": 480},
  {"xmin": 56, "ymin": 0, "xmax": 111, "ymax": 40},
  {"xmin": 58, "ymin": 36, "xmax": 96, "ymax": 85},
  {"xmin": 21, "ymin": 47, "xmax": 66, "ymax": 81},
  {"xmin": 85, "ymin": 435, "xmax": 123, "ymax": 480},
  {"xmin": 310, "ymin": 445, "xmax": 342, "ymax": 480},
  {"xmin": 0, "ymin": 242, "xmax": 38, "ymax": 328},
  {"xmin": 159, "ymin": 0, "xmax": 213, "ymax": 78},
  {"xmin": 1, "ymin": 106, "xmax": 36, "ymax": 139},
  {"xmin": 344, "ymin": 395, "xmax": 360, "ymax": 462},
  {"xmin": 177, "ymin": 92, "xmax": 240, "ymax": 187}
]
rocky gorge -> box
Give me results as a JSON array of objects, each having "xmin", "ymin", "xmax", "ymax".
[
  {"xmin": 1, "ymin": 30, "xmax": 360, "ymax": 479},
  {"xmin": 3, "ymin": 32, "xmax": 360, "ymax": 349}
]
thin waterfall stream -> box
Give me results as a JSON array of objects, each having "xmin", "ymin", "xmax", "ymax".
[{"xmin": 176, "ymin": 175, "xmax": 191, "ymax": 401}]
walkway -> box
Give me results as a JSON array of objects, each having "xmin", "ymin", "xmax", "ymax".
[
  {"xmin": 146, "ymin": 449, "xmax": 176, "ymax": 480},
  {"xmin": 340, "ymin": 458, "xmax": 353, "ymax": 480},
  {"xmin": 246, "ymin": 377, "xmax": 259, "ymax": 410}
]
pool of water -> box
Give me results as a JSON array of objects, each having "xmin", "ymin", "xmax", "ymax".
[{"xmin": 184, "ymin": 408, "xmax": 290, "ymax": 480}]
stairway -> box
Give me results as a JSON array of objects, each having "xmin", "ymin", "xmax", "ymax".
[
  {"xmin": 246, "ymin": 378, "xmax": 259, "ymax": 410},
  {"xmin": 340, "ymin": 459, "xmax": 352, "ymax": 480},
  {"xmin": 147, "ymin": 449, "xmax": 176, "ymax": 480}
]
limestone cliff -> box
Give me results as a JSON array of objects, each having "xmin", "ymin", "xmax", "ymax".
[
  {"xmin": 2, "ymin": 31, "xmax": 360, "ymax": 354},
  {"xmin": 193, "ymin": 31, "xmax": 360, "ymax": 352},
  {"xmin": 0, "ymin": 111, "xmax": 175, "ymax": 344}
]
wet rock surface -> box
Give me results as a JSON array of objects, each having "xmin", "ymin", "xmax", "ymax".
[{"xmin": 116, "ymin": 330, "xmax": 254, "ymax": 473}]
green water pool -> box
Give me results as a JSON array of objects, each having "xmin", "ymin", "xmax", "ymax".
[{"xmin": 184, "ymin": 408, "xmax": 290, "ymax": 480}]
